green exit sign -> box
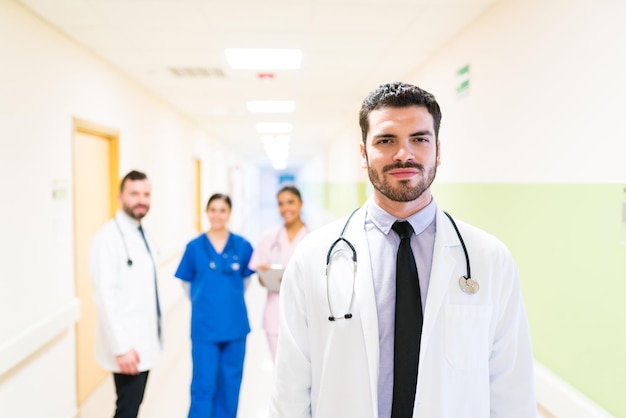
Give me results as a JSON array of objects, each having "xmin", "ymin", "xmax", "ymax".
[{"xmin": 456, "ymin": 64, "xmax": 470, "ymax": 98}]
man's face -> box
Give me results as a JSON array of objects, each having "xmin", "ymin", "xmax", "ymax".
[
  {"xmin": 118, "ymin": 179, "xmax": 151, "ymax": 220},
  {"xmin": 360, "ymin": 105, "xmax": 440, "ymax": 204}
]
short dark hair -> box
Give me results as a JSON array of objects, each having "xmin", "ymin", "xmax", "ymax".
[
  {"xmin": 358, "ymin": 82, "xmax": 442, "ymax": 144},
  {"xmin": 120, "ymin": 170, "xmax": 148, "ymax": 192},
  {"xmin": 277, "ymin": 185, "xmax": 302, "ymax": 201},
  {"xmin": 206, "ymin": 193, "xmax": 232, "ymax": 211}
]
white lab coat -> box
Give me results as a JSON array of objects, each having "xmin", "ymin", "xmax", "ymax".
[
  {"xmin": 270, "ymin": 207, "xmax": 536, "ymax": 418},
  {"xmin": 89, "ymin": 210, "xmax": 162, "ymax": 372}
]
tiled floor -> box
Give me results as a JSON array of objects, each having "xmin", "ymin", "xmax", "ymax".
[{"xmin": 79, "ymin": 276, "xmax": 552, "ymax": 418}]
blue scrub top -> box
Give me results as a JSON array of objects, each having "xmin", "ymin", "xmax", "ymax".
[{"xmin": 175, "ymin": 232, "xmax": 254, "ymax": 342}]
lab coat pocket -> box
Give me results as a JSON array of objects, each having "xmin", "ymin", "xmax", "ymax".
[{"xmin": 445, "ymin": 304, "xmax": 492, "ymax": 370}]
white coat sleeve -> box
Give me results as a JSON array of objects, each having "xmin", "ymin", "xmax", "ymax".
[
  {"xmin": 489, "ymin": 246, "xmax": 537, "ymax": 417},
  {"xmin": 89, "ymin": 230, "xmax": 132, "ymax": 356},
  {"xmin": 269, "ymin": 250, "xmax": 313, "ymax": 418}
]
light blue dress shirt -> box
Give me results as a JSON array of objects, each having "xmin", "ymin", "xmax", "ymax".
[{"xmin": 364, "ymin": 198, "xmax": 437, "ymax": 418}]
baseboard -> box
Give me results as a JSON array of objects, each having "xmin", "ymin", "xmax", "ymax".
[
  {"xmin": 535, "ymin": 361, "xmax": 614, "ymax": 418},
  {"xmin": 0, "ymin": 298, "xmax": 80, "ymax": 376},
  {"xmin": 67, "ymin": 406, "xmax": 78, "ymax": 418}
]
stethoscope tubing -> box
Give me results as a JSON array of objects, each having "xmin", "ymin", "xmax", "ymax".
[
  {"xmin": 325, "ymin": 208, "xmax": 475, "ymax": 321},
  {"xmin": 325, "ymin": 208, "xmax": 359, "ymax": 321},
  {"xmin": 114, "ymin": 217, "xmax": 134, "ymax": 266},
  {"xmin": 442, "ymin": 211, "xmax": 471, "ymax": 279}
]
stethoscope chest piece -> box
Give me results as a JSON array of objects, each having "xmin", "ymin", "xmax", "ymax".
[{"xmin": 459, "ymin": 276, "xmax": 479, "ymax": 294}]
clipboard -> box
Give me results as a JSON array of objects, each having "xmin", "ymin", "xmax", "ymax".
[{"xmin": 257, "ymin": 264, "xmax": 284, "ymax": 292}]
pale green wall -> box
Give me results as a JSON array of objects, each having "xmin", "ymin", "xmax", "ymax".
[
  {"xmin": 325, "ymin": 181, "xmax": 368, "ymax": 218},
  {"xmin": 432, "ymin": 183, "xmax": 626, "ymax": 417}
]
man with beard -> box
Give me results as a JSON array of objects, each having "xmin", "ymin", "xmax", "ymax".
[
  {"xmin": 270, "ymin": 82, "xmax": 536, "ymax": 418},
  {"xmin": 89, "ymin": 170, "xmax": 162, "ymax": 418}
]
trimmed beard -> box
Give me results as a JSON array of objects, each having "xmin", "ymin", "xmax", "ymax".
[
  {"xmin": 367, "ymin": 159, "xmax": 437, "ymax": 202},
  {"xmin": 123, "ymin": 204, "xmax": 149, "ymax": 220}
]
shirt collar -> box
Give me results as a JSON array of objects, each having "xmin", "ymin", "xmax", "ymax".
[
  {"xmin": 115, "ymin": 209, "xmax": 141, "ymax": 231},
  {"xmin": 366, "ymin": 196, "xmax": 437, "ymax": 237}
]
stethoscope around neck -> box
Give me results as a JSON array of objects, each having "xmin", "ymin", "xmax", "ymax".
[
  {"xmin": 325, "ymin": 209, "xmax": 478, "ymax": 322},
  {"xmin": 325, "ymin": 209, "xmax": 359, "ymax": 321},
  {"xmin": 114, "ymin": 217, "xmax": 134, "ymax": 267}
]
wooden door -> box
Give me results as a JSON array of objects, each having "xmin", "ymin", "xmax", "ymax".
[{"xmin": 72, "ymin": 119, "xmax": 119, "ymax": 404}]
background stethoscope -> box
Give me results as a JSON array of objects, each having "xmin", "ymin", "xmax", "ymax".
[
  {"xmin": 201, "ymin": 235, "xmax": 241, "ymax": 273},
  {"xmin": 325, "ymin": 209, "xmax": 478, "ymax": 322},
  {"xmin": 114, "ymin": 218, "xmax": 133, "ymax": 267}
]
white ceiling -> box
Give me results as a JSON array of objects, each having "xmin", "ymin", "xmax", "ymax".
[{"xmin": 18, "ymin": 0, "xmax": 498, "ymax": 167}]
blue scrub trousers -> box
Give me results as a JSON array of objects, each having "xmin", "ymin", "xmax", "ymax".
[{"xmin": 188, "ymin": 337, "xmax": 246, "ymax": 418}]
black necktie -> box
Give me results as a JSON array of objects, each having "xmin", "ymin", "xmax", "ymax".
[
  {"xmin": 391, "ymin": 221, "xmax": 423, "ymax": 418},
  {"xmin": 138, "ymin": 225, "xmax": 162, "ymax": 339}
]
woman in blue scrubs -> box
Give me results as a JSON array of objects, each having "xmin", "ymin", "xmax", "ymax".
[{"xmin": 175, "ymin": 193, "xmax": 254, "ymax": 418}]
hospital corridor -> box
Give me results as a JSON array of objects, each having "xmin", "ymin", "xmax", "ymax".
[{"xmin": 2, "ymin": 0, "xmax": 626, "ymax": 416}]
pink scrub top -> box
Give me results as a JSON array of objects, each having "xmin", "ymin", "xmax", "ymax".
[{"xmin": 249, "ymin": 225, "xmax": 308, "ymax": 335}]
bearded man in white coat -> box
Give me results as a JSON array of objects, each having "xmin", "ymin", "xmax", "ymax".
[
  {"xmin": 269, "ymin": 82, "xmax": 536, "ymax": 418},
  {"xmin": 90, "ymin": 170, "xmax": 162, "ymax": 418}
]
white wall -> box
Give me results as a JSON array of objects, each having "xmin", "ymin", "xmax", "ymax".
[
  {"xmin": 311, "ymin": 0, "xmax": 626, "ymax": 185},
  {"xmin": 297, "ymin": 122, "xmax": 366, "ymax": 223},
  {"xmin": 200, "ymin": 143, "xmax": 261, "ymax": 238},
  {"xmin": 0, "ymin": 1, "xmax": 247, "ymax": 416},
  {"xmin": 325, "ymin": 124, "xmax": 365, "ymax": 184},
  {"xmin": 409, "ymin": 0, "xmax": 626, "ymax": 183}
]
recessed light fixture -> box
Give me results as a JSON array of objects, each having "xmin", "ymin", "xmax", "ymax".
[
  {"xmin": 261, "ymin": 135, "xmax": 290, "ymax": 170},
  {"xmin": 256, "ymin": 122, "xmax": 293, "ymax": 134},
  {"xmin": 247, "ymin": 100, "xmax": 296, "ymax": 113},
  {"xmin": 225, "ymin": 48, "xmax": 302, "ymax": 70}
]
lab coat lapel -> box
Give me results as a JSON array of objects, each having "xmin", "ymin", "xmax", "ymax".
[
  {"xmin": 419, "ymin": 209, "xmax": 460, "ymax": 369},
  {"xmin": 345, "ymin": 207, "xmax": 380, "ymax": 408}
]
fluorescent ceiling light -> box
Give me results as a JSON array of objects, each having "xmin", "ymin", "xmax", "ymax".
[
  {"xmin": 256, "ymin": 122, "xmax": 293, "ymax": 134},
  {"xmin": 261, "ymin": 135, "xmax": 290, "ymax": 170},
  {"xmin": 274, "ymin": 135, "xmax": 291, "ymax": 145},
  {"xmin": 225, "ymin": 48, "xmax": 302, "ymax": 70},
  {"xmin": 247, "ymin": 100, "xmax": 295, "ymax": 113}
]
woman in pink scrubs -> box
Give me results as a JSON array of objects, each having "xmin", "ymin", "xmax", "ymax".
[{"xmin": 249, "ymin": 185, "xmax": 309, "ymax": 361}]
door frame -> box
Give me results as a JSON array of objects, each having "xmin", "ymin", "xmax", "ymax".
[{"xmin": 72, "ymin": 117, "xmax": 119, "ymax": 404}]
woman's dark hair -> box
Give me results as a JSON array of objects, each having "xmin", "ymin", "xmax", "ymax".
[
  {"xmin": 206, "ymin": 193, "xmax": 232, "ymax": 210},
  {"xmin": 277, "ymin": 185, "xmax": 302, "ymax": 201}
]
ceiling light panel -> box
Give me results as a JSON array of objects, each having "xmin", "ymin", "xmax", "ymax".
[
  {"xmin": 247, "ymin": 100, "xmax": 296, "ymax": 113},
  {"xmin": 256, "ymin": 122, "xmax": 293, "ymax": 134},
  {"xmin": 225, "ymin": 48, "xmax": 302, "ymax": 70}
]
